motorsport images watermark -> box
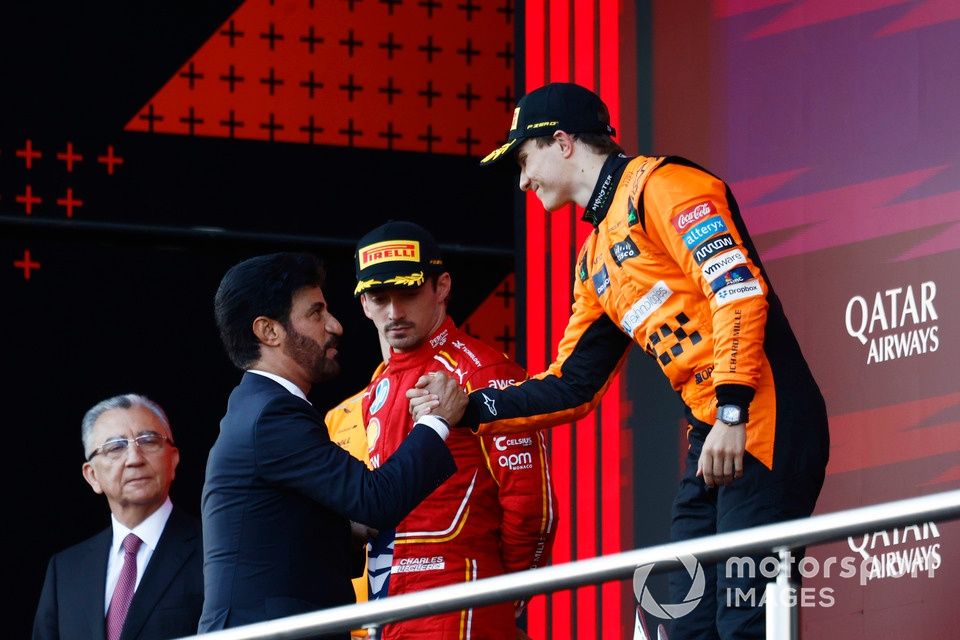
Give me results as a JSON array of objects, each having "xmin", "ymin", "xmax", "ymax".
[
  {"xmin": 633, "ymin": 555, "xmax": 705, "ymax": 620},
  {"xmin": 633, "ymin": 544, "xmax": 940, "ymax": 617}
]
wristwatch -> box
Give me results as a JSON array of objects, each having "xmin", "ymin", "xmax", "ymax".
[{"xmin": 717, "ymin": 404, "xmax": 747, "ymax": 426}]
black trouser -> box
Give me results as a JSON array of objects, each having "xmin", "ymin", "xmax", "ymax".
[{"xmin": 668, "ymin": 418, "xmax": 826, "ymax": 640}]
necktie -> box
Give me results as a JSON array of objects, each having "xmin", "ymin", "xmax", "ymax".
[{"xmin": 106, "ymin": 533, "xmax": 142, "ymax": 640}]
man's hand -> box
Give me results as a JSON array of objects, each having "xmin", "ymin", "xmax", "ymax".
[
  {"xmin": 349, "ymin": 520, "xmax": 379, "ymax": 543},
  {"xmin": 696, "ymin": 422, "xmax": 746, "ymax": 488},
  {"xmin": 406, "ymin": 372, "xmax": 467, "ymax": 425}
]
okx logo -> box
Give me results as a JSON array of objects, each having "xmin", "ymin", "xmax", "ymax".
[{"xmin": 633, "ymin": 555, "xmax": 705, "ymax": 620}]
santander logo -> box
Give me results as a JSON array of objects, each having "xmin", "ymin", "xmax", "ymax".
[{"xmin": 671, "ymin": 201, "xmax": 715, "ymax": 233}]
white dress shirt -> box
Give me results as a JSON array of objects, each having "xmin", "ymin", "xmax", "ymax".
[
  {"xmin": 247, "ymin": 369, "xmax": 449, "ymax": 440},
  {"xmin": 104, "ymin": 498, "xmax": 173, "ymax": 614},
  {"xmin": 248, "ymin": 369, "xmax": 310, "ymax": 403}
]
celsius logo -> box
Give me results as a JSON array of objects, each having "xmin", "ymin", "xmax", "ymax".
[
  {"xmin": 692, "ymin": 234, "xmax": 736, "ymax": 265},
  {"xmin": 633, "ymin": 555, "xmax": 705, "ymax": 619},
  {"xmin": 494, "ymin": 435, "xmax": 533, "ymax": 451},
  {"xmin": 844, "ymin": 281, "xmax": 939, "ymax": 365},
  {"xmin": 671, "ymin": 201, "xmax": 715, "ymax": 233}
]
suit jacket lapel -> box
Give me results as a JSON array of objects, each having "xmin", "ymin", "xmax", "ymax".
[
  {"xmin": 78, "ymin": 527, "xmax": 112, "ymax": 639},
  {"xmin": 121, "ymin": 508, "xmax": 197, "ymax": 640}
]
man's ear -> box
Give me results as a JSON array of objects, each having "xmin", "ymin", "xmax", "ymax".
[
  {"xmin": 252, "ymin": 316, "xmax": 284, "ymax": 347},
  {"xmin": 359, "ymin": 293, "xmax": 375, "ymax": 320},
  {"xmin": 82, "ymin": 462, "xmax": 104, "ymax": 495},
  {"xmin": 553, "ymin": 130, "xmax": 576, "ymax": 158},
  {"xmin": 436, "ymin": 273, "xmax": 452, "ymax": 306},
  {"xmin": 169, "ymin": 445, "xmax": 180, "ymax": 479}
]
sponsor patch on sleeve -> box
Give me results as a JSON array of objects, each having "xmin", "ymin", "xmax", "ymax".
[
  {"xmin": 691, "ymin": 233, "xmax": 736, "ymax": 265},
  {"xmin": 700, "ymin": 248, "xmax": 747, "ymax": 282},
  {"xmin": 592, "ymin": 264, "xmax": 611, "ymax": 296},
  {"xmin": 715, "ymin": 279, "xmax": 764, "ymax": 305},
  {"xmin": 671, "ymin": 201, "xmax": 716, "ymax": 233},
  {"xmin": 682, "ymin": 217, "xmax": 728, "ymax": 248},
  {"xmin": 578, "ymin": 252, "xmax": 589, "ymax": 282},
  {"xmin": 710, "ymin": 266, "xmax": 754, "ymax": 293}
]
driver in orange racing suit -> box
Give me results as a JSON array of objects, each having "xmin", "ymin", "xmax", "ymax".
[{"xmin": 413, "ymin": 83, "xmax": 829, "ymax": 640}]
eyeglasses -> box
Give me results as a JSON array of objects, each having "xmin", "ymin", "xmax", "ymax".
[{"xmin": 86, "ymin": 432, "xmax": 172, "ymax": 462}]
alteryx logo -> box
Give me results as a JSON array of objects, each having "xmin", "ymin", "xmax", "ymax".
[{"xmin": 682, "ymin": 217, "xmax": 727, "ymax": 248}]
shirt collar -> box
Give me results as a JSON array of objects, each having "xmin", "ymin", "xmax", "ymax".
[
  {"xmin": 582, "ymin": 153, "xmax": 631, "ymax": 227},
  {"xmin": 386, "ymin": 316, "xmax": 457, "ymax": 372},
  {"xmin": 248, "ymin": 369, "xmax": 311, "ymax": 404},
  {"xmin": 110, "ymin": 497, "xmax": 173, "ymax": 556}
]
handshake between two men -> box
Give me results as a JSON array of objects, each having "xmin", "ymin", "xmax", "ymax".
[{"xmin": 406, "ymin": 371, "xmax": 469, "ymax": 425}]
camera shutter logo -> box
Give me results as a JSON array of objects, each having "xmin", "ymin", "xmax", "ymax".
[{"xmin": 633, "ymin": 555, "xmax": 705, "ymax": 619}]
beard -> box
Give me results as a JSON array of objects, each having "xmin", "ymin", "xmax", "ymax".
[
  {"xmin": 282, "ymin": 324, "xmax": 340, "ymax": 384},
  {"xmin": 383, "ymin": 320, "xmax": 422, "ymax": 351}
]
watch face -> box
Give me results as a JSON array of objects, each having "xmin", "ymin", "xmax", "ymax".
[{"xmin": 720, "ymin": 405, "xmax": 741, "ymax": 424}]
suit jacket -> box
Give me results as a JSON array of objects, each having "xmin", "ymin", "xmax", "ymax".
[
  {"xmin": 33, "ymin": 506, "xmax": 203, "ymax": 640},
  {"xmin": 199, "ymin": 372, "xmax": 456, "ymax": 634}
]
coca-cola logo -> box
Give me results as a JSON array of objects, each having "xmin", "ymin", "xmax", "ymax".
[{"xmin": 671, "ymin": 201, "xmax": 715, "ymax": 233}]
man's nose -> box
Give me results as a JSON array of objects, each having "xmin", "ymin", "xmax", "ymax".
[
  {"xmin": 327, "ymin": 313, "xmax": 344, "ymax": 336},
  {"xmin": 125, "ymin": 442, "xmax": 146, "ymax": 464},
  {"xmin": 519, "ymin": 169, "xmax": 530, "ymax": 192},
  {"xmin": 386, "ymin": 299, "xmax": 405, "ymax": 320}
]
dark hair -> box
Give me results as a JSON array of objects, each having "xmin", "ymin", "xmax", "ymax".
[
  {"xmin": 532, "ymin": 101, "xmax": 625, "ymax": 156},
  {"xmin": 214, "ymin": 253, "xmax": 325, "ymax": 369},
  {"xmin": 533, "ymin": 132, "xmax": 625, "ymax": 156}
]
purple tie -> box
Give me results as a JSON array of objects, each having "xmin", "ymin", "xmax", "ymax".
[{"xmin": 106, "ymin": 533, "xmax": 142, "ymax": 640}]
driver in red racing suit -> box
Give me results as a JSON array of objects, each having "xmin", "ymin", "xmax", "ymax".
[{"xmin": 349, "ymin": 220, "xmax": 557, "ymax": 640}]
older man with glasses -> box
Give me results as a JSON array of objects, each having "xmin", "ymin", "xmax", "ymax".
[{"xmin": 33, "ymin": 394, "xmax": 203, "ymax": 640}]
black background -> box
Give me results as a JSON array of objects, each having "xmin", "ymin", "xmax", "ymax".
[{"xmin": 2, "ymin": 3, "xmax": 516, "ymax": 636}]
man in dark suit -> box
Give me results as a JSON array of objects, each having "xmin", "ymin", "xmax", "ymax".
[
  {"xmin": 33, "ymin": 394, "xmax": 203, "ymax": 640},
  {"xmin": 199, "ymin": 253, "xmax": 460, "ymax": 635}
]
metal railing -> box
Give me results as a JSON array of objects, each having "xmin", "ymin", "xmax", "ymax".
[{"xmin": 179, "ymin": 489, "xmax": 960, "ymax": 640}]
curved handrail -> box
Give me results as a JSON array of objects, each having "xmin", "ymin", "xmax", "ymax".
[{"xmin": 179, "ymin": 489, "xmax": 960, "ymax": 639}]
